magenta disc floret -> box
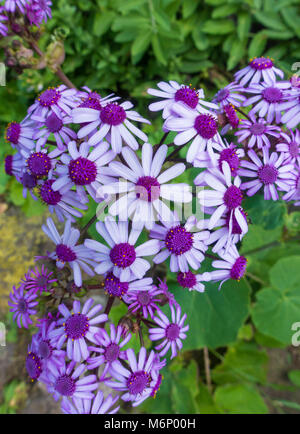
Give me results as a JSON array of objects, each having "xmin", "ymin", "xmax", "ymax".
[
  {"xmin": 5, "ymin": 122, "xmax": 21, "ymax": 144},
  {"xmin": 38, "ymin": 88, "xmax": 61, "ymax": 107},
  {"xmin": 68, "ymin": 157, "xmax": 97, "ymax": 185},
  {"xmin": 100, "ymin": 103, "xmax": 126, "ymax": 125},
  {"xmin": 135, "ymin": 176, "xmax": 160, "ymax": 202},
  {"xmin": 27, "ymin": 152, "xmax": 51, "ymax": 177},
  {"xmin": 230, "ymin": 256, "xmax": 247, "ymax": 280},
  {"xmin": 194, "ymin": 114, "xmax": 218, "ymax": 139},
  {"xmin": 249, "ymin": 57, "xmax": 273, "ymax": 70},
  {"xmin": 223, "ymin": 185, "xmax": 243, "ymax": 210},
  {"xmin": 258, "ymin": 164, "xmax": 278, "ymax": 184},
  {"xmin": 175, "ymin": 86, "xmax": 199, "ymax": 109},
  {"xmin": 109, "ymin": 243, "xmax": 136, "ymax": 268},
  {"xmin": 56, "ymin": 244, "xmax": 77, "ymax": 262},
  {"xmin": 165, "ymin": 225, "xmax": 193, "ymax": 256},
  {"xmin": 40, "ymin": 180, "xmax": 62, "ymax": 205},
  {"xmin": 104, "ymin": 273, "xmax": 129, "ymax": 297}
]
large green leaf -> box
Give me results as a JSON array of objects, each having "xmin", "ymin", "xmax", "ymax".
[{"xmin": 214, "ymin": 384, "xmax": 268, "ymax": 414}]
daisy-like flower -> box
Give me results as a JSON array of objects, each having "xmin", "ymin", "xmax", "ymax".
[
  {"xmin": 76, "ymin": 86, "xmax": 120, "ymax": 109},
  {"xmin": 150, "ymin": 213, "xmax": 210, "ymax": 273},
  {"xmin": 235, "ymin": 118, "xmax": 280, "ymax": 149},
  {"xmin": 282, "ymin": 166, "xmax": 300, "ymax": 203},
  {"xmin": 239, "ymin": 148, "xmax": 294, "ymax": 200},
  {"xmin": 0, "ymin": 7, "xmax": 8, "ymax": 36},
  {"xmin": 163, "ymin": 102, "xmax": 223, "ymax": 163},
  {"xmin": 49, "ymin": 298, "xmax": 108, "ymax": 362},
  {"xmin": 220, "ymin": 104, "xmax": 240, "ymax": 134},
  {"xmin": 5, "ymin": 117, "xmax": 36, "ymax": 152},
  {"xmin": 106, "ymin": 347, "xmax": 164, "ymax": 406},
  {"xmin": 28, "ymin": 85, "xmax": 79, "ymax": 121},
  {"xmin": 87, "ymin": 325, "xmax": 132, "ymax": 375},
  {"xmin": 197, "ymin": 162, "xmax": 248, "ymax": 240},
  {"xmin": 85, "ymin": 217, "xmax": 160, "ymax": 282},
  {"xmin": 21, "ymin": 265, "xmax": 57, "ymax": 294},
  {"xmin": 199, "ymin": 245, "xmax": 248, "ymax": 289},
  {"xmin": 212, "ymin": 83, "xmax": 246, "ymax": 108},
  {"xmin": 243, "ymin": 80, "xmax": 291, "ymax": 123},
  {"xmin": 102, "ymin": 143, "xmax": 192, "ymax": 229},
  {"xmin": 61, "ymin": 391, "xmax": 120, "ymax": 414},
  {"xmin": 4, "ymin": 0, "xmax": 30, "ymax": 13},
  {"xmin": 8, "ymin": 286, "xmax": 38, "ymax": 328},
  {"xmin": 42, "ymin": 218, "xmax": 99, "ymax": 287},
  {"xmin": 72, "ymin": 100, "xmax": 150, "ymax": 152},
  {"xmin": 42, "ymin": 360, "xmax": 98, "ymax": 401},
  {"xmin": 276, "ymin": 129, "xmax": 300, "ymax": 167},
  {"xmin": 234, "ymin": 57, "xmax": 284, "ymax": 86},
  {"xmin": 194, "ymin": 142, "xmax": 243, "ymax": 177},
  {"xmin": 147, "ymin": 81, "xmax": 215, "ymax": 119},
  {"xmin": 277, "ymin": 87, "xmax": 300, "ymax": 129},
  {"xmin": 38, "ymin": 179, "xmax": 88, "ymax": 222},
  {"xmin": 4, "ymin": 153, "xmax": 23, "ymax": 177},
  {"xmin": 176, "ymin": 271, "xmax": 205, "ymax": 293},
  {"xmin": 25, "ymin": 0, "xmax": 52, "ymax": 26},
  {"xmin": 33, "ymin": 111, "xmax": 76, "ymax": 150},
  {"xmin": 51, "ymin": 141, "xmax": 116, "ymax": 204},
  {"xmin": 149, "ymin": 305, "xmax": 189, "ymax": 359},
  {"xmin": 17, "ymin": 143, "xmax": 61, "ymax": 179},
  {"xmin": 103, "ymin": 273, "xmax": 153, "ymax": 298},
  {"xmin": 126, "ymin": 285, "xmax": 163, "ymax": 319}
]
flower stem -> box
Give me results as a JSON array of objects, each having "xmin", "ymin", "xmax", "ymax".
[{"xmin": 203, "ymin": 346, "xmax": 212, "ymax": 393}]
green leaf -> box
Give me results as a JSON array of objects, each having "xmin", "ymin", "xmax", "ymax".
[
  {"xmin": 93, "ymin": 11, "xmax": 115, "ymax": 37},
  {"xmin": 248, "ymin": 31, "xmax": 268, "ymax": 58},
  {"xmin": 227, "ymin": 40, "xmax": 245, "ymax": 70},
  {"xmin": 252, "ymin": 256, "xmax": 300, "ymax": 344},
  {"xmin": 237, "ymin": 12, "xmax": 252, "ymax": 41},
  {"xmin": 254, "ymin": 11, "xmax": 288, "ymax": 31},
  {"xmin": 243, "ymin": 195, "xmax": 286, "ymax": 230},
  {"xmin": 202, "ymin": 20, "xmax": 235, "ymax": 35},
  {"xmin": 195, "ymin": 383, "xmax": 220, "ymax": 414},
  {"xmin": 212, "ymin": 4, "xmax": 237, "ymax": 19},
  {"xmin": 168, "ymin": 278, "xmax": 250, "ymax": 350},
  {"xmin": 131, "ymin": 30, "xmax": 152, "ymax": 63},
  {"xmin": 288, "ymin": 370, "xmax": 300, "ymax": 387},
  {"xmin": 214, "ymin": 384, "xmax": 268, "ymax": 414},
  {"xmin": 151, "ymin": 34, "xmax": 167, "ymax": 65},
  {"xmin": 8, "ymin": 181, "xmax": 26, "ymax": 206},
  {"xmin": 182, "ymin": 0, "xmax": 198, "ymax": 19},
  {"xmin": 263, "ymin": 29, "xmax": 294, "ymax": 40},
  {"xmin": 281, "ymin": 7, "xmax": 300, "ymax": 38},
  {"xmin": 192, "ymin": 27, "xmax": 209, "ymax": 51}
]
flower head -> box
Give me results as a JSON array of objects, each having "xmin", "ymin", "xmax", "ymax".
[
  {"xmin": 61, "ymin": 390, "xmax": 120, "ymax": 414},
  {"xmin": 234, "ymin": 57, "xmax": 284, "ymax": 86},
  {"xmin": 235, "ymin": 118, "xmax": 280, "ymax": 149},
  {"xmin": 8, "ymin": 286, "xmax": 38, "ymax": 328},
  {"xmin": 21, "ymin": 265, "xmax": 57, "ymax": 294}
]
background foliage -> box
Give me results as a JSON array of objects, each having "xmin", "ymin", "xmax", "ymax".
[{"xmin": 1, "ymin": 0, "xmax": 300, "ymax": 414}]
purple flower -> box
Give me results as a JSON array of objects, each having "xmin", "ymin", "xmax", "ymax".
[
  {"xmin": 33, "ymin": 111, "xmax": 76, "ymax": 150},
  {"xmin": 243, "ymin": 80, "xmax": 291, "ymax": 123},
  {"xmin": 198, "ymin": 162, "xmax": 248, "ymax": 238},
  {"xmin": 51, "ymin": 141, "xmax": 116, "ymax": 204},
  {"xmin": 276, "ymin": 129, "xmax": 300, "ymax": 167},
  {"xmin": 0, "ymin": 7, "xmax": 8, "ymax": 36},
  {"xmin": 147, "ymin": 81, "xmax": 215, "ymax": 118},
  {"xmin": 235, "ymin": 118, "xmax": 280, "ymax": 149},
  {"xmin": 102, "ymin": 142, "xmax": 192, "ymax": 229},
  {"xmin": 21, "ymin": 264, "xmax": 57, "ymax": 294},
  {"xmin": 18, "ymin": 142, "xmax": 60, "ymax": 178},
  {"xmin": 25, "ymin": 0, "xmax": 52, "ymax": 26},
  {"xmin": 87, "ymin": 325, "xmax": 131, "ymax": 375},
  {"xmin": 61, "ymin": 390, "xmax": 120, "ymax": 414},
  {"xmin": 163, "ymin": 102, "xmax": 223, "ymax": 163},
  {"xmin": 4, "ymin": 0, "xmax": 30, "ymax": 13},
  {"xmin": 176, "ymin": 271, "xmax": 205, "ymax": 293},
  {"xmin": 239, "ymin": 148, "xmax": 294, "ymax": 200},
  {"xmin": 149, "ymin": 305, "xmax": 189, "ymax": 359},
  {"xmin": 126, "ymin": 285, "xmax": 163, "ymax": 318},
  {"xmin": 49, "ymin": 298, "xmax": 108, "ymax": 362},
  {"xmin": 28, "ymin": 85, "xmax": 79, "ymax": 121},
  {"xmin": 72, "ymin": 101, "xmax": 150, "ymax": 152},
  {"xmin": 85, "ymin": 216, "xmax": 160, "ymax": 282},
  {"xmin": 150, "ymin": 213, "xmax": 209, "ymax": 273},
  {"xmin": 4, "ymin": 153, "xmax": 23, "ymax": 177},
  {"xmin": 106, "ymin": 347, "xmax": 165, "ymax": 406},
  {"xmin": 234, "ymin": 57, "xmax": 284, "ymax": 86},
  {"xmin": 39, "ymin": 178, "xmax": 88, "ymax": 222},
  {"xmin": 42, "ymin": 360, "xmax": 98, "ymax": 401},
  {"xmin": 5, "ymin": 117, "xmax": 36, "ymax": 152},
  {"xmin": 76, "ymin": 86, "xmax": 120, "ymax": 109},
  {"xmin": 103, "ymin": 273, "xmax": 153, "ymax": 298},
  {"xmin": 42, "ymin": 218, "xmax": 99, "ymax": 286},
  {"xmin": 277, "ymin": 87, "xmax": 300, "ymax": 129},
  {"xmin": 221, "ymin": 104, "xmax": 240, "ymax": 134},
  {"xmin": 199, "ymin": 245, "xmax": 247, "ymax": 289},
  {"xmin": 8, "ymin": 286, "xmax": 38, "ymax": 328},
  {"xmin": 194, "ymin": 142, "xmax": 243, "ymax": 177},
  {"xmin": 157, "ymin": 277, "xmax": 180, "ymax": 309},
  {"xmin": 282, "ymin": 166, "xmax": 300, "ymax": 203},
  {"xmin": 213, "ymin": 83, "xmax": 246, "ymax": 108}
]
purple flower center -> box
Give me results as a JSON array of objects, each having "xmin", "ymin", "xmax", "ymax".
[
  {"xmin": 225, "ymin": 208, "xmax": 247, "ymax": 234},
  {"xmin": 104, "ymin": 273, "xmax": 129, "ymax": 297},
  {"xmin": 100, "ymin": 103, "xmax": 126, "ymax": 126},
  {"xmin": 262, "ymin": 87, "xmax": 282, "ymax": 103},
  {"xmin": 65, "ymin": 313, "xmax": 89, "ymax": 340},
  {"xmin": 230, "ymin": 256, "xmax": 247, "ymax": 280},
  {"xmin": 109, "ymin": 243, "xmax": 136, "ymax": 268},
  {"xmin": 27, "ymin": 152, "xmax": 51, "ymax": 177},
  {"xmin": 215, "ymin": 88, "xmax": 230, "ymax": 103},
  {"xmin": 219, "ymin": 147, "xmax": 240, "ymax": 176},
  {"xmin": 22, "ymin": 172, "xmax": 37, "ymax": 189},
  {"xmin": 137, "ymin": 291, "xmax": 152, "ymax": 306},
  {"xmin": 56, "ymin": 244, "xmax": 77, "ymax": 262},
  {"xmin": 104, "ymin": 343, "xmax": 120, "ymax": 362},
  {"xmin": 36, "ymin": 275, "xmax": 50, "ymax": 289},
  {"xmin": 38, "ymin": 88, "xmax": 61, "ymax": 107},
  {"xmin": 40, "ymin": 180, "xmax": 62, "ymax": 205},
  {"xmin": 68, "ymin": 157, "xmax": 97, "ymax": 185},
  {"xmin": 258, "ymin": 164, "xmax": 278, "ymax": 184},
  {"xmin": 177, "ymin": 271, "xmax": 196, "ymax": 288},
  {"xmin": 18, "ymin": 298, "xmax": 27, "ymax": 313},
  {"xmin": 80, "ymin": 92, "xmax": 102, "ymax": 110},
  {"xmin": 175, "ymin": 86, "xmax": 199, "ymax": 109},
  {"xmin": 165, "ymin": 225, "xmax": 193, "ymax": 256},
  {"xmin": 223, "ymin": 185, "xmax": 243, "ymax": 210},
  {"xmin": 45, "ymin": 113, "xmax": 64, "ymax": 133},
  {"xmin": 5, "ymin": 122, "xmax": 21, "ymax": 144},
  {"xmin": 55, "ymin": 374, "xmax": 76, "ymax": 396},
  {"xmin": 194, "ymin": 114, "xmax": 218, "ymax": 139},
  {"xmin": 224, "ymin": 104, "xmax": 239, "ymax": 129},
  {"xmin": 289, "ymin": 141, "xmax": 299, "ymax": 158},
  {"xmin": 4, "ymin": 155, "xmax": 13, "ymax": 176},
  {"xmin": 165, "ymin": 323, "xmax": 180, "ymax": 341},
  {"xmin": 26, "ymin": 352, "xmax": 42, "ymax": 380},
  {"xmin": 249, "ymin": 57, "xmax": 273, "ymax": 70},
  {"xmin": 249, "ymin": 122, "xmax": 265, "ymax": 135},
  {"xmin": 135, "ymin": 176, "xmax": 160, "ymax": 202},
  {"xmin": 38, "ymin": 340, "xmax": 52, "ymax": 359},
  {"xmin": 127, "ymin": 371, "xmax": 151, "ymax": 395}
]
